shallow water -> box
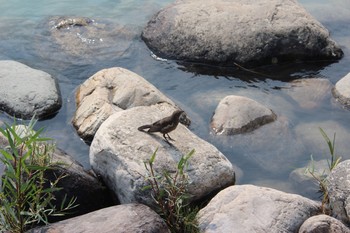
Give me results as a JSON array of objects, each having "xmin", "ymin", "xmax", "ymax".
[{"xmin": 0, "ymin": 0, "xmax": 349, "ymax": 200}]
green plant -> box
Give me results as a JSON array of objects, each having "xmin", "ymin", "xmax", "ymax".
[
  {"xmin": 307, "ymin": 127, "xmax": 342, "ymax": 214},
  {"xmin": 0, "ymin": 118, "xmax": 77, "ymax": 233},
  {"xmin": 143, "ymin": 148, "xmax": 199, "ymax": 233}
]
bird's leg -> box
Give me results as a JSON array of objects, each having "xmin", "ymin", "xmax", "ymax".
[
  {"xmin": 163, "ymin": 133, "xmax": 174, "ymax": 141},
  {"xmin": 165, "ymin": 133, "xmax": 175, "ymax": 141}
]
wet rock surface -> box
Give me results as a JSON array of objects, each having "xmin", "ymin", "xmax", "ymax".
[{"xmin": 35, "ymin": 16, "xmax": 136, "ymax": 66}]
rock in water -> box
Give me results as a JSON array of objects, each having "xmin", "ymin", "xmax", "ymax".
[
  {"xmin": 142, "ymin": 0, "xmax": 343, "ymax": 66},
  {"xmin": 211, "ymin": 95, "xmax": 276, "ymax": 135},
  {"xmin": 0, "ymin": 60, "xmax": 61, "ymax": 119}
]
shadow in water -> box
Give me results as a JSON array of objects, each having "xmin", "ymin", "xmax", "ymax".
[{"xmin": 177, "ymin": 59, "xmax": 338, "ymax": 82}]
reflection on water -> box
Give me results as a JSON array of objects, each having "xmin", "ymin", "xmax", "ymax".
[{"xmin": 0, "ymin": 0, "xmax": 349, "ymax": 200}]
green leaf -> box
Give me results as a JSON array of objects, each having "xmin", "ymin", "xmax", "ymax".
[{"xmin": 150, "ymin": 147, "xmax": 158, "ymax": 164}]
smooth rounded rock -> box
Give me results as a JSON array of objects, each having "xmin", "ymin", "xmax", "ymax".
[
  {"xmin": 0, "ymin": 60, "xmax": 61, "ymax": 119},
  {"xmin": 211, "ymin": 95, "xmax": 276, "ymax": 135}
]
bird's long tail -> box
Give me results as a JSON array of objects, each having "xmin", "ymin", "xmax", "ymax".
[{"xmin": 138, "ymin": 125, "xmax": 151, "ymax": 131}]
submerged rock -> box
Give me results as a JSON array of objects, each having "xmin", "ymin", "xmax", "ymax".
[
  {"xmin": 28, "ymin": 204, "xmax": 169, "ymax": 233},
  {"xmin": 0, "ymin": 60, "xmax": 61, "ymax": 119},
  {"xmin": 332, "ymin": 72, "xmax": 350, "ymax": 109},
  {"xmin": 289, "ymin": 159, "xmax": 330, "ymax": 199},
  {"xmin": 142, "ymin": 0, "xmax": 343, "ymax": 66},
  {"xmin": 285, "ymin": 78, "xmax": 333, "ymax": 109},
  {"xmin": 90, "ymin": 103, "xmax": 236, "ymax": 206},
  {"xmin": 211, "ymin": 95, "xmax": 276, "ymax": 135},
  {"xmin": 295, "ymin": 121, "xmax": 350, "ymax": 162},
  {"xmin": 197, "ymin": 184, "xmax": 320, "ymax": 233},
  {"xmin": 35, "ymin": 16, "xmax": 136, "ymax": 66}
]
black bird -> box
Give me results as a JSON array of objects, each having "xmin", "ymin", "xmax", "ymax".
[{"xmin": 138, "ymin": 110, "xmax": 184, "ymax": 141}]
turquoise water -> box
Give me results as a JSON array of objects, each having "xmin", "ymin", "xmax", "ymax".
[{"xmin": 0, "ymin": 0, "xmax": 349, "ymax": 199}]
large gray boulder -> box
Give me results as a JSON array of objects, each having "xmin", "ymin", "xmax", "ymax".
[
  {"xmin": 327, "ymin": 160, "xmax": 350, "ymax": 224},
  {"xmin": 142, "ymin": 0, "xmax": 343, "ymax": 66},
  {"xmin": 211, "ymin": 95, "xmax": 276, "ymax": 135},
  {"xmin": 197, "ymin": 185, "xmax": 320, "ymax": 233},
  {"xmin": 332, "ymin": 72, "xmax": 350, "ymax": 108},
  {"xmin": 0, "ymin": 60, "xmax": 61, "ymax": 119},
  {"xmin": 72, "ymin": 67, "xmax": 176, "ymax": 141},
  {"xmin": 28, "ymin": 204, "xmax": 169, "ymax": 233},
  {"xmin": 90, "ymin": 103, "xmax": 236, "ymax": 206},
  {"xmin": 299, "ymin": 215, "xmax": 350, "ymax": 233}
]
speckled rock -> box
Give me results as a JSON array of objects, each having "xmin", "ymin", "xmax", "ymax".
[
  {"xmin": 142, "ymin": 0, "xmax": 343, "ymax": 66},
  {"xmin": 327, "ymin": 160, "xmax": 350, "ymax": 224}
]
